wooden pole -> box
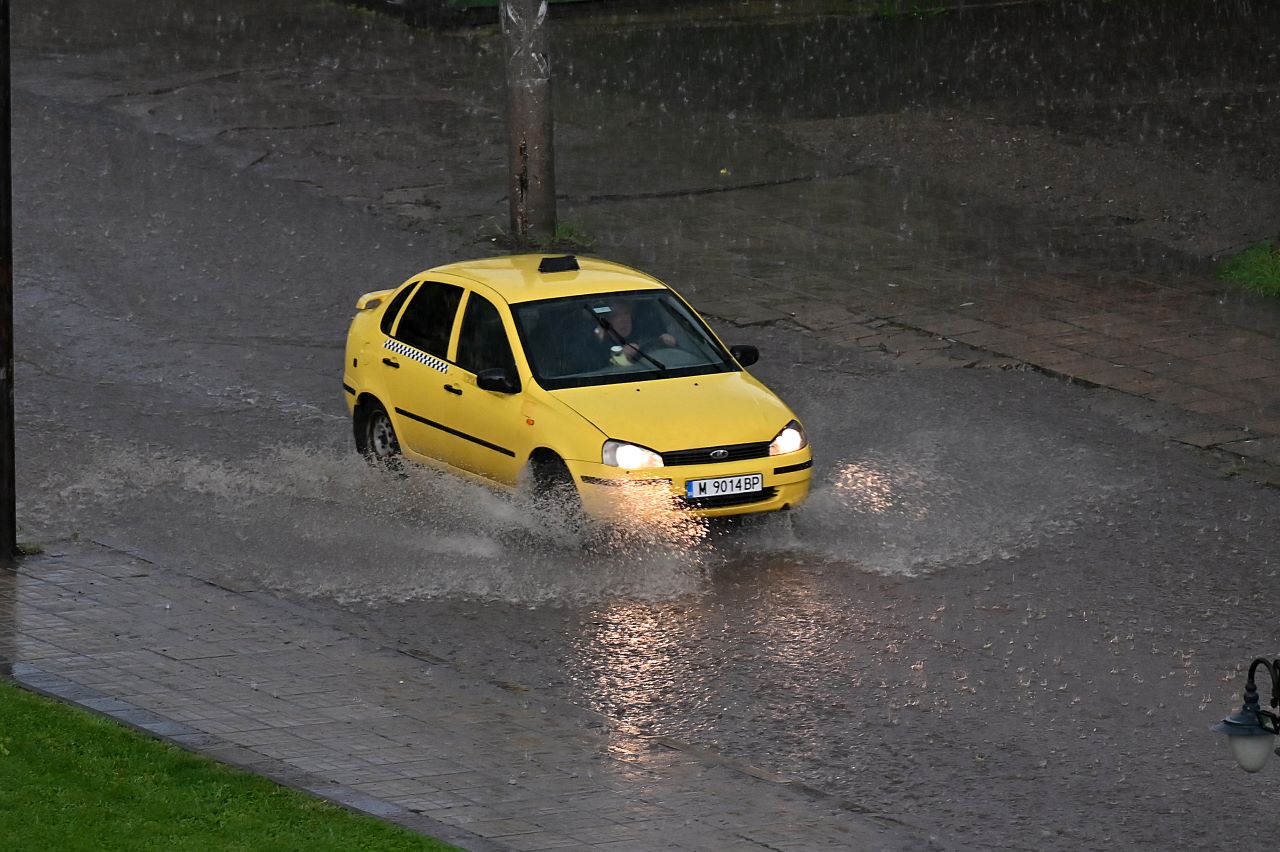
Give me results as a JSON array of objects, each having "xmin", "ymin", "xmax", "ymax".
[{"xmin": 500, "ymin": 0, "xmax": 556, "ymax": 246}]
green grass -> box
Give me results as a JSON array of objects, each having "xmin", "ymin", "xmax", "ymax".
[
  {"xmin": 547, "ymin": 219, "xmax": 594, "ymax": 251},
  {"xmin": 0, "ymin": 680, "xmax": 457, "ymax": 852},
  {"xmin": 1218, "ymin": 240, "xmax": 1280, "ymax": 297},
  {"xmin": 485, "ymin": 218, "xmax": 595, "ymax": 252}
]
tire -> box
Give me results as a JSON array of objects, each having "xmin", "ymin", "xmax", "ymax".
[
  {"xmin": 356, "ymin": 400, "xmax": 402, "ymax": 468},
  {"xmin": 528, "ymin": 453, "xmax": 608, "ymax": 547},
  {"xmin": 529, "ymin": 454, "xmax": 579, "ymax": 507}
]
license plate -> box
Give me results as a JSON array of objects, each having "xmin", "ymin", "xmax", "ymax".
[{"xmin": 685, "ymin": 473, "xmax": 763, "ymax": 499}]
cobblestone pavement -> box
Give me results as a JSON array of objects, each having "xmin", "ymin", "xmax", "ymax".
[
  {"xmin": 1, "ymin": 546, "xmax": 946, "ymax": 851},
  {"xmin": 4, "ymin": 0, "xmax": 1279, "ymax": 849}
]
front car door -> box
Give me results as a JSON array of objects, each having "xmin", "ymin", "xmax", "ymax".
[{"xmin": 448, "ymin": 289, "xmax": 530, "ymax": 484}]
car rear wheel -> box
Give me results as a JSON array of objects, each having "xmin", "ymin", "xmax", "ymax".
[{"xmin": 357, "ymin": 400, "xmax": 401, "ymax": 467}]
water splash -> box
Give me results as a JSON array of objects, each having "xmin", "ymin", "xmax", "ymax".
[
  {"xmin": 786, "ymin": 435, "xmax": 1137, "ymax": 577},
  {"xmin": 30, "ymin": 412, "xmax": 1139, "ymax": 600},
  {"xmin": 32, "ymin": 444, "xmax": 714, "ymax": 605}
]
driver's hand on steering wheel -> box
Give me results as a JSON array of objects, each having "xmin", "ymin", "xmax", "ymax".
[{"xmin": 624, "ymin": 334, "xmax": 676, "ymax": 361}]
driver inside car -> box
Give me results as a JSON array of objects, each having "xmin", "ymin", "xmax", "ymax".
[{"xmin": 591, "ymin": 298, "xmax": 678, "ymax": 366}]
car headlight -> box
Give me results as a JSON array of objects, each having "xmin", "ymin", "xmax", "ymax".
[
  {"xmin": 603, "ymin": 440, "xmax": 665, "ymax": 469},
  {"xmin": 768, "ymin": 420, "xmax": 807, "ymax": 456}
]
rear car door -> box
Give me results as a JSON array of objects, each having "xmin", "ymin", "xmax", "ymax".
[{"xmin": 380, "ymin": 279, "xmax": 472, "ymax": 470}]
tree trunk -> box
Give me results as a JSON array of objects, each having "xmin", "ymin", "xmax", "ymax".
[{"xmin": 500, "ymin": 0, "xmax": 556, "ymax": 246}]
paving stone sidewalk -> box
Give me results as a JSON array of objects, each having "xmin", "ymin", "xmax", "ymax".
[{"xmin": 1, "ymin": 545, "xmax": 948, "ymax": 852}]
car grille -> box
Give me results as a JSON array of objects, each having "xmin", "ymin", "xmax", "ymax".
[
  {"xmin": 661, "ymin": 441, "xmax": 771, "ymax": 467},
  {"xmin": 682, "ymin": 487, "xmax": 778, "ymax": 509}
]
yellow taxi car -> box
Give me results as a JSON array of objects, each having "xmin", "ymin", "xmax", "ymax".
[{"xmin": 342, "ymin": 254, "xmax": 811, "ymax": 518}]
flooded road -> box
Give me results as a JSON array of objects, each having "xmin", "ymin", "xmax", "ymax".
[
  {"xmin": 22, "ymin": 223, "xmax": 1276, "ymax": 851},
  {"xmin": 12, "ymin": 0, "xmax": 1280, "ymax": 849}
]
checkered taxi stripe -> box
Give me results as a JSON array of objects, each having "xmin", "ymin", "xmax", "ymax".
[{"xmin": 384, "ymin": 338, "xmax": 449, "ymax": 373}]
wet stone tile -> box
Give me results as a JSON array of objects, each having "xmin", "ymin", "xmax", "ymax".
[
  {"xmin": 1229, "ymin": 437, "xmax": 1280, "ymax": 466},
  {"xmin": 1184, "ymin": 396, "xmax": 1253, "ymax": 416},
  {"xmin": 501, "ymin": 832, "xmax": 587, "ymax": 851}
]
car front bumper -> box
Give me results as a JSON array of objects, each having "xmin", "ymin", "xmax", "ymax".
[{"xmin": 567, "ymin": 450, "xmax": 813, "ymax": 519}]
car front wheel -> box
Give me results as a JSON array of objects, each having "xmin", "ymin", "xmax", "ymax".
[{"xmin": 530, "ymin": 453, "xmax": 579, "ymax": 507}]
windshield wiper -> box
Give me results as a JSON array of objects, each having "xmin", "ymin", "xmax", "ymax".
[{"xmin": 584, "ymin": 307, "xmax": 667, "ymax": 373}]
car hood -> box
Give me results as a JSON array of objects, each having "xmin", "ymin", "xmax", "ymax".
[{"xmin": 551, "ymin": 371, "xmax": 794, "ymax": 451}]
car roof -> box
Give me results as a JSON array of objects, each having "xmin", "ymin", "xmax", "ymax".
[{"xmin": 427, "ymin": 254, "xmax": 668, "ymax": 304}]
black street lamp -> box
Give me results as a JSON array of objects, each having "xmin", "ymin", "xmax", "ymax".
[{"xmin": 1213, "ymin": 658, "xmax": 1280, "ymax": 772}]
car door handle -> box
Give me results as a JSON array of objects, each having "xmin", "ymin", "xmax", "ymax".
[
  {"xmin": 381, "ymin": 357, "xmax": 400, "ymax": 369},
  {"xmin": 444, "ymin": 384, "xmax": 463, "ymax": 396}
]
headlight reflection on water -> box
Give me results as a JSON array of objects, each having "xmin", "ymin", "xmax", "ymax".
[
  {"xmin": 788, "ymin": 454, "xmax": 966, "ymax": 576},
  {"xmin": 830, "ymin": 459, "xmax": 934, "ymax": 520},
  {"xmin": 595, "ymin": 481, "xmax": 709, "ymax": 551},
  {"xmin": 568, "ymin": 568, "xmax": 859, "ymax": 742},
  {"xmin": 581, "ymin": 602, "xmax": 687, "ymax": 706}
]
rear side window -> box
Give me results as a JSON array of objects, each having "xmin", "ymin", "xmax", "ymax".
[
  {"xmin": 394, "ymin": 281, "xmax": 463, "ymax": 356},
  {"xmin": 379, "ymin": 282, "xmax": 418, "ymax": 336},
  {"xmin": 456, "ymin": 293, "xmax": 517, "ymax": 377}
]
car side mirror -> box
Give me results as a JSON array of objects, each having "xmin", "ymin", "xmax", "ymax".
[
  {"xmin": 476, "ymin": 367, "xmax": 520, "ymax": 394},
  {"xmin": 729, "ymin": 344, "xmax": 759, "ymax": 367}
]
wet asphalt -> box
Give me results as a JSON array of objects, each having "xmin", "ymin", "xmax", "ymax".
[{"xmin": 8, "ymin": 0, "xmax": 1280, "ymax": 850}]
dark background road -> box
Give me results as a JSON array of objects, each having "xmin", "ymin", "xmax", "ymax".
[{"xmin": 13, "ymin": 1, "xmax": 1280, "ymax": 848}]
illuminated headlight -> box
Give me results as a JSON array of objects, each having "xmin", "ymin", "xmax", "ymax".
[
  {"xmin": 768, "ymin": 420, "xmax": 807, "ymax": 456},
  {"xmin": 603, "ymin": 440, "xmax": 665, "ymax": 469}
]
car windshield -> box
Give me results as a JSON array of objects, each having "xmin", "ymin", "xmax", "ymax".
[{"xmin": 512, "ymin": 290, "xmax": 737, "ymax": 390}]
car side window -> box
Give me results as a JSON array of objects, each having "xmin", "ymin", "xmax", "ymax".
[
  {"xmin": 456, "ymin": 293, "xmax": 517, "ymax": 377},
  {"xmin": 394, "ymin": 281, "xmax": 462, "ymax": 356},
  {"xmin": 379, "ymin": 281, "xmax": 418, "ymax": 336}
]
